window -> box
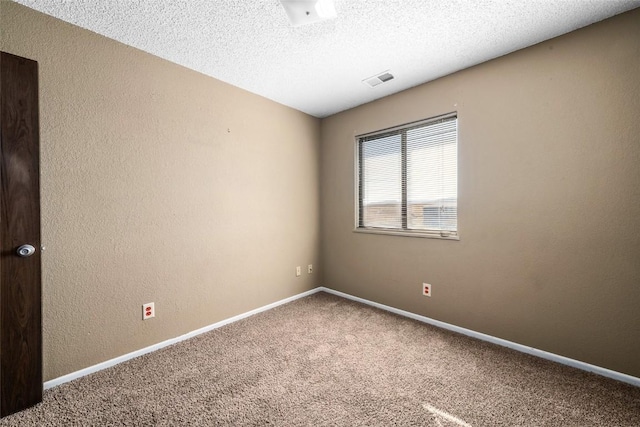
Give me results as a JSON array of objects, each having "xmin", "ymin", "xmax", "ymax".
[{"xmin": 356, "ymin": 114, "xmax": 458, "ymax": 239}]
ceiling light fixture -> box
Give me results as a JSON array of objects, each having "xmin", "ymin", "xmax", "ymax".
[{"xmin": 280, "ymin": 0, "xmax": 337, "ymax": 27}]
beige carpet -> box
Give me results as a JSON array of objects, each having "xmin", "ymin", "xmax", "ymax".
[{"xmin": 2, "ymin": 292, "xmax": 639, "ymax": 426}]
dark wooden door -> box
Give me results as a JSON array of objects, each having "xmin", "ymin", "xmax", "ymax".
[{"xmin": 0, "ymin": 51, "xmax": 42, "ymax": 417}]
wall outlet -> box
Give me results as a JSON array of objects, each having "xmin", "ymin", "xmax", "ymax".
[
  {"xmin": 308, "ymin": 264, "xmax": 313, "ymax": 274},
  {"xmin": 142, "ymin": 302, "xmax": 155, "ymax": 320},
  {"xmin": 296, "ymin": 266, "xmax": 301, "ymax": 277},
  {"xmin": 422, "ymin": 283, "xmax": 432, "ymax": 297}
]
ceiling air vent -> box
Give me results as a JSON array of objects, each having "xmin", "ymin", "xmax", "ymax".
[{"xmin": 362, "ymin": 70, "xmax": 394, "ymax": 88}]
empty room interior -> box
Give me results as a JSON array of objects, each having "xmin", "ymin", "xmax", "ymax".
[{"xmin": 1, "ymin": 0, "xmax": 639, "ymax": 425}]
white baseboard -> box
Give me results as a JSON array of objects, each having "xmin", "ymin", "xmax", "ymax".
[
  {"xmin": 318, "ymin": 286, "xmax": 640, "ymax": 388},
  {"xmin": 45, "ymin": 285, "xmax": 639, "ymax": 390},
  {"xmin": 44, "ymin": 287, "xmax": 323, "ymax": 390}
]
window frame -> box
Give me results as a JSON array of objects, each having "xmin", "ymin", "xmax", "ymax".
[{"xmin": 353, "ymin": 112, "xmax": 459, "ymax": 240}]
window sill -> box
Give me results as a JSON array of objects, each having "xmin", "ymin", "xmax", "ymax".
[{"xmin": 353, "ymin": 228, "xmax": 460, "ymax": 240}]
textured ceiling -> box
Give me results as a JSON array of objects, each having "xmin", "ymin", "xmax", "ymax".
[{"xmin": 13, "ymin": 0, "xmax": 640, "ymax": 118}]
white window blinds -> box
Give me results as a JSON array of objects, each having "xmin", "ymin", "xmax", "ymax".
[{"xmin": 357, "ymin": 114, "xmax": 458, "ymax": 237}]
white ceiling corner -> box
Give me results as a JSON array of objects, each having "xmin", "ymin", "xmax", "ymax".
[{"xmin": 12, "ymin": 0, "xmax": 640, "ymax": 118}]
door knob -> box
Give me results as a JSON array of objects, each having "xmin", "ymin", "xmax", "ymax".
[{"xmin": 16, "ymin": 244, "xmax": 36, "ymax": 257}]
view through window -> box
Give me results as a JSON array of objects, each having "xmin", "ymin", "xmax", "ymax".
[{"xmin": 357, "ymin": 114, "xmax": 458, "ymax": 237}]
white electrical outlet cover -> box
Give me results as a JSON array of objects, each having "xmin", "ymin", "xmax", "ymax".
[
  {"xmin": 142, "ymin": 302, "xmax": 155, "ymax": 319},
  {"xmin": 423, "ymin": 283, "xmax": 432, "ymax": 297}
]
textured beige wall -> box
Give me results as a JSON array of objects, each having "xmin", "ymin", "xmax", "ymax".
[
  {"xmin": 321, "ymin": 9, "xmax": 640, "ymax": 377},
  {"xmin": 2, "ymin": 2, "xmax": 321, "ymax": 380}
]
